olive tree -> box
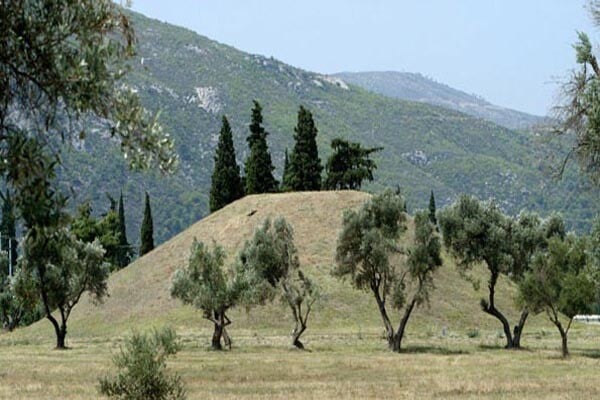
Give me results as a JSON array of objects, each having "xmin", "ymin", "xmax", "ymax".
[
  {"xmin": 239, "ymin": 218, "xmax": 320, "ymax": 349},
  {"xmin": 553, "ymin": 1, "xmax": 600, "ymax": 183},
  {"xmin": 440, "ymin": 196, "xmax": 564, "ymax": 349},
  {"xmin": 171, "ymin": 240, "xmax": 248, "ymax": 350},
  {"xmin": 334, "ymin": 191, "xmax": 442, "ymax": 352},
  {"xmin": 0, "ymin": 267, "xmax": 39, "ymax": 331},
  {"xmin": 439, "ymin": 196, "xmax": 519, "ymax": 348},
  {"xmin": 17, "ymin": 228, "xmax": 110, "ymax": 348},
  {"xmin": 1, "ymin": 2, "xmax": 177, "ymax": 346},
  {"xmin": 505, "ymin": 211, "xmax": 560, "ymax": 347},
  {"xmin": 519, "ymin": 235, "xmax": 595, "ymax": 357}
]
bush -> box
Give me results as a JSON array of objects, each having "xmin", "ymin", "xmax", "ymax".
[
  {"xmin": 466, "ymin": 328, "xmax": 480, "ymax": 339},
  {"xmin": 98, "ymin": 327, "xmax": 186, "ymax": 400}
]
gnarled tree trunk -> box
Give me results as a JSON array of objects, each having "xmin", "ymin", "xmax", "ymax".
[
  {"xmin": 392, "ymin": 297, "xmax": 417, "ymax": 353},
  {"xmin": 512, "ymin": 309, "xmax": 529, "ymax": 349},
  {"xmin": 292, "ymin": 323, "xmax": 307, "ymax": 349},
  {"xmin": 209, "ymin": 311, "xmax": 231, "ymax": 350},
  {"xmin": 481, "ymin": 270, "xmax": 514, "ymax": 348},
  {"xmin": 211, "ymin": 321, "xmax": 224, "ymax": 350},
  {"xmin": 371, "ymin": 284, "xmax": 395, "ymax": 349}
]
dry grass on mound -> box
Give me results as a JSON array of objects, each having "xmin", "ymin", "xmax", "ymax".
[{"xmin": 13, "ymin": 190, "xmax": 556, "ymax": 343}]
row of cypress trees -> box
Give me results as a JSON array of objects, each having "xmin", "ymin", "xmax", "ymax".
[
  {"xmin": 0, "ymin": 188, "xmax": 156, "ymax": 281},
  {"xmin": 209, "ymin": 101, "xmax": 326, "ymax": 213}
]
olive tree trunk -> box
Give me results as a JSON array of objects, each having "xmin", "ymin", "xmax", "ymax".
[
  {"xmin": 391, "ymin": 298, "xmax": 417, "ymax": 353},
  {"xmin": 481, "ymin": 270, "xmax": 515, "ymax": 348},
  {"xmin": 209, "ymin": 311, "xmax": 231, "ymax": 350},
  {"xmin": 512, "ymin": 309, "xmax": 529, "ymax": 349}
]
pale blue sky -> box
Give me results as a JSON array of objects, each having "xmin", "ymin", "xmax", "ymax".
[{"xmin": 130, "ymin": 1, "xmax": 596, "ymax": 116}]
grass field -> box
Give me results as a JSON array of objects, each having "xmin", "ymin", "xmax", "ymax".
[
  {"xmin": 2, "ymin": 326, "xmax": 600, "ymax": 399},
  {"xmin": 2, "ymin": 191, "xmax": 600, "ymax": 398}
]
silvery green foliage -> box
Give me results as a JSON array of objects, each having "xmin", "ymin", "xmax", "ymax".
[
  {"xmin": 0, "ymin": 1, "xmax": 177, "ymax": 174},
  {"xmin": 99, "ymin": 327, "xmax": 186, "ymax": 400},
  {"xmin": 334, "ymin": 191, "xmax": 441, "ymax": 351},
  {"xmin": 553, "ymin": 2, "xmax": 600, "ymax": 184},
  {"xmin": 171, "ymin": 240, "xmax": 246, "ymax": 317},
  {"xmin": 519, "ymin": 234, "xmax": 595, "ymax": 356},
  {"xmin": 171, "ymin": 240, "xmax": 249, "ymax": 349},
  {"xmin": 239, "ymin": 217, "xmax": 321, "ymax": 348},
  {"xmin": 18, "ymin": 227, "xmax": 110, "ymax": 347}
]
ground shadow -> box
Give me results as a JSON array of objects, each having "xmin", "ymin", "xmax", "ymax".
[
  {"xmin": 401, "ymin": 345, "xmax": 470, "ymax": 355},
  {"xmin": 579, "ymin": 349, "xmax": 600, "ymax": 359},
  {"xmin": 477, "ymin": 344, "xmax": 533, "ymax": 352},
  {"xmin": 477, "ymin": 344, "xmax": 504, "ymax": 351}
]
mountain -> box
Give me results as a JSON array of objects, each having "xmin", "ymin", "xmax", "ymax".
[
  {"xmin": 20, "ymin": 191, "xmax": 527, "ymax": 339},
  {"xmin": 57, "ymin": 11, "xmax": 598, "ymax": 249},
  {"xmin": 333, "ymin": 71, "xmax": 546, "ymax": 130}
]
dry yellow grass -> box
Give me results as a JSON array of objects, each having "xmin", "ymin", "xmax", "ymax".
[
  {"xmin": 2, "ymin": 332, "xmax": 600, "ymax": 399},
  {"xmin": 2, "ymin": 191, "xmax": 599, "ymax": 399}
]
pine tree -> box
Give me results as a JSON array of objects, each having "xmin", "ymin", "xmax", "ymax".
[
  {"xmin": 117, "ymin": 191, "xmax": 132, "ymax": 268},
  {"xmin": 0, "ymin": 191, "xmax": 17, "ymax": 279},
  {"xmin": 324, "ymin": 138, "xmax": 383, "ymax": 190},
  {"xmin": 244, "ymin": 101, "xmax": 278, "ymax": 194},
  {"xmin": 210, "ymin": 116, "xmax": 244, "ymax": 212},
  {"xmin": 139, "ymin": 192, "xmax": 154, "ymax": 256},
  {"xmin": 428, "ymin": 190, "xmax": 437, "ymax": 226},
  {"xmin": 281, "ymin": 148, "xmax": 291, "ymax": 191},
  {"xmin": 287, "ymin": 106, "xmax": 323, "ymax": 191}
]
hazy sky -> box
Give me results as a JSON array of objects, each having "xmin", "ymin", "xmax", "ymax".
[{"xmin": 130, "ymin": 1, "xmax": 596, "ymax": 116}]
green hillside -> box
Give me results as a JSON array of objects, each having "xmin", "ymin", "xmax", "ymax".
[{"xmin": 58, "ymin": 10, "xmax": 598, "ymax": 248}]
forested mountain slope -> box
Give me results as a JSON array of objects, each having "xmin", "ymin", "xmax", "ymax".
[{"xmin": 58, "ymin": 11, "xmax": 598, "ymax": 247}]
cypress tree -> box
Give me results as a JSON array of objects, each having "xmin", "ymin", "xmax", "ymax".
[
  {"xmin": 117, "ymin": 191, "xmax": 132, "ymax": 267},
  {"xmin": 428, "ymin": 190, "xmax": 437, "ymax": 226},
  {"xmin": 139, "ymin": 192, "xmax": 154, "ymax": 256},
  {"xmin": 287, "ymin": 106, "xmax": 323, "ymax": 191},
  {"xmin": 281, "ymin": 148, "xmax": 291, "ymax": 191},
  {"xmin": 0, "ymin": 191, "xmax": 17, "ymax": 278},
  {"xmin": 244, "ymin": 101, "xmax": 278, "ymax": 194},
  {"xmin": 210, "ymin": 116, "xmax": 244, "ymax": 212}
]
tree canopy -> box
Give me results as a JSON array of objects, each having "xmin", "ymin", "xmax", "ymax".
[
  {"xmin": 519, "ymin": 235, "xmax": 595, "ymax": 357},
  {"xmin": 140, "ymin": 192, "xmax": 155, "ymax": 257},
  {"xmin": 17, "ymin": 227, "xmax": 110, "ymax": 348},
  {"xmin": 210, "ymin": 116, "xmax": 244, "ymax": 212},
  {"xmin": 171, "ymin": 240, "xmax": 249, "ymax": 350},
  {"xmin": 324, "ymin": 138, "xmax": 382, "ymax": 190},
  {"xmin": 283, "ymin": 106, "xmax": 323, "ymax": 191},
  {"xmin": 244, "ymin": 101, "xmax": 278, "ymax": 194},
  {"xmin": 553, "ymin": 1, "xmax": 600, "ymax": 183},
  {"xmin": 334, "ymin": 191, "xmax": 442, "ymax": 352},
  {"xmin": 239, "ymin": 217, "xmax": 320, "ymax": 349}
]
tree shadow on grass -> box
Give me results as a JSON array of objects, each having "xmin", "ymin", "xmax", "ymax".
[
  {"xmin": 401, "ymin": 345, "xmax": 470, "ymax": 355},
  {"xmin": 477, "ymin": 344, "xmax": 533, "ymax": 352},
  {"xmin": 477, "ymin": 344, "xmax": 504, "ymax": 351},
  {"xmin": 579, "ymin": 349, "xmax": 600, "ymax": 359}
]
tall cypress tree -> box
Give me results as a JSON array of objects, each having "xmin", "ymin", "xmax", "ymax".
[
  {"xmin": 117, "ymin": 191, "xmax": 132, "ymax": 267},
  {"xmin": 0, "ymin": 190, "xmax": 17, "ymax": 279},
  {"xmin": 287, "ymin": 106, "xmax": 323, "ymax": 191},
  {"xmin": 139, "ymin": 192, "xmax": 154, "ymax": 256},
  {"xmin": 210, "ymin": 116, "xmax": 244, "ymax": 212},
  {"xmin": 428, "ymin": 190, "xmax": 437, "ymax": 226},
  {"xmin": 281, "ymin": 148, "xmax": 291, "ymax": 191},
  {"xmin": 244, "ymin": 101, "xmax": 278, "ymax": 194}
]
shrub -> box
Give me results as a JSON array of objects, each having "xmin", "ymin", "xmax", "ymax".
[{"xmin": 99, "ymin": 327, "xmax": 186, "ymax": 400}]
